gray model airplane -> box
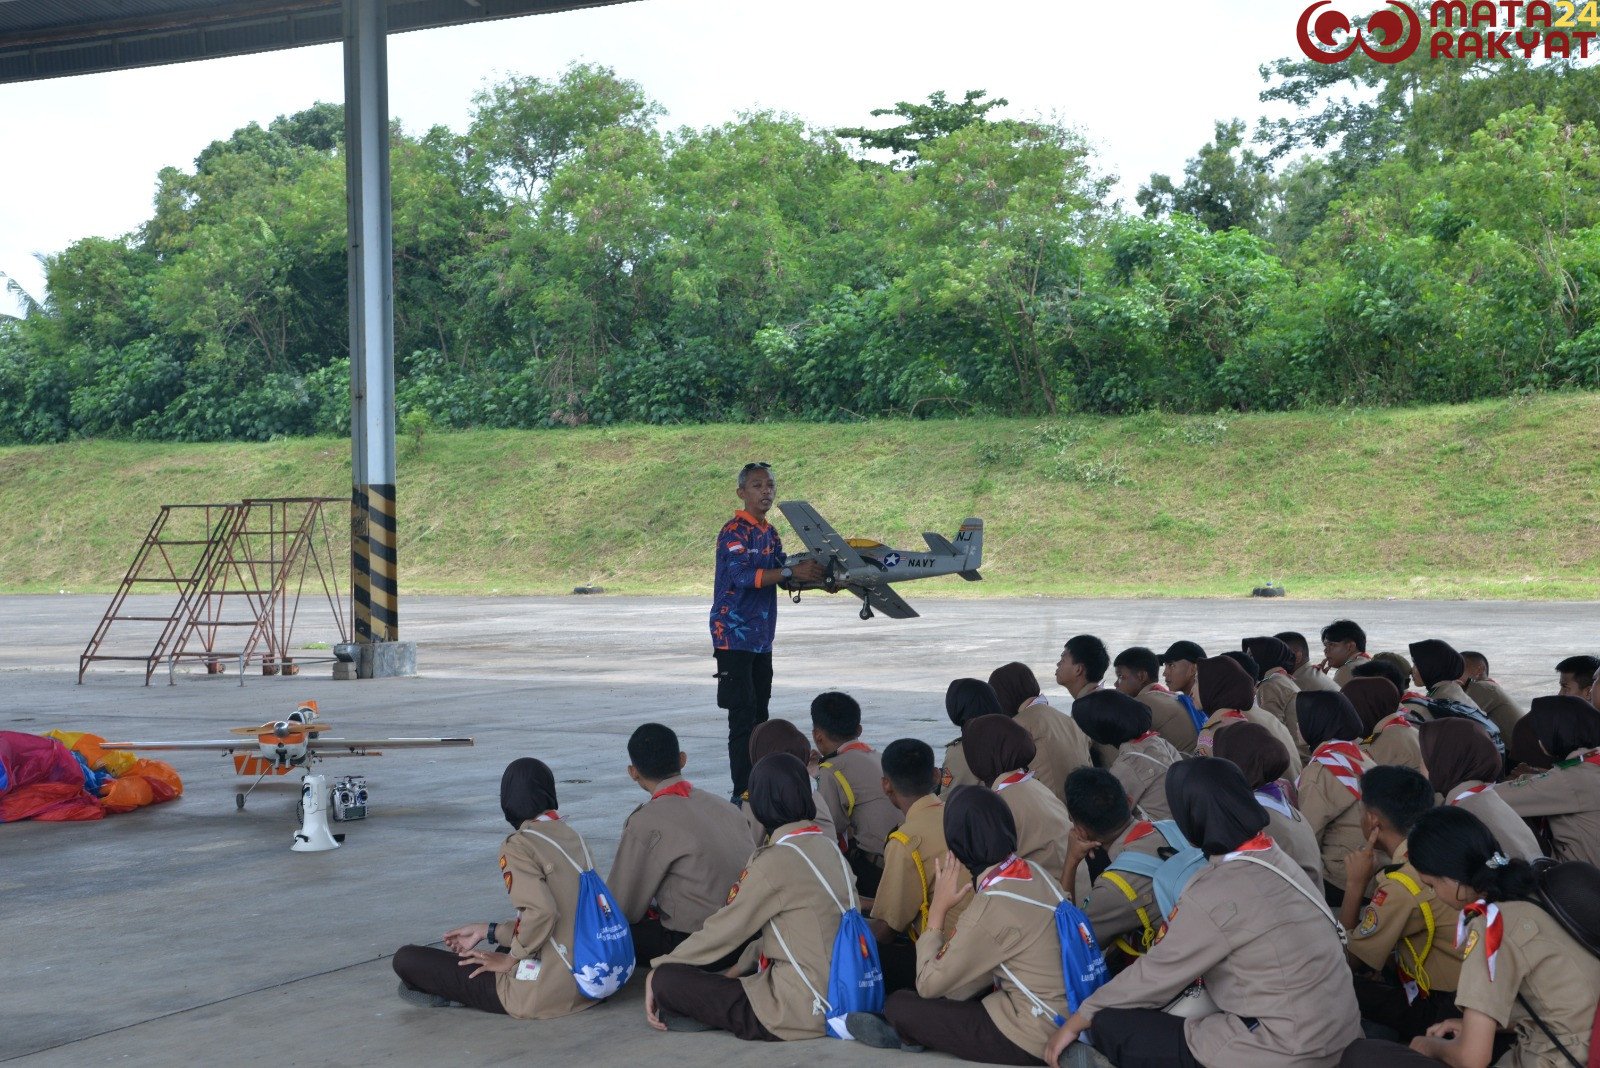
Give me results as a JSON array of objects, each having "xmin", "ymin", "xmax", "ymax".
[{"xmin": 777, "ymin": 500, "xmax": 983, "ymax": 620}]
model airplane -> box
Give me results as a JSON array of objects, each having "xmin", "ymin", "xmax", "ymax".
[{"xmin": 777, "ymin": 501, "xmax": 983, "ymax": 620}]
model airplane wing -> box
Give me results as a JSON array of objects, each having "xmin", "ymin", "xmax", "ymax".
[
  {"xmin": 310, "ymin": 737, "xmax": 474, "ymax": 751},
  {"xmin": 861, "ymin": 584, "xmax": 918, "ymax": 619},
  {"xmin": 103, "ymin": 739, "xmax": 252, "ymax": 751},
  {"xmin": 777, "ymin": 500, "xmax": 870, "ymax": 571}
]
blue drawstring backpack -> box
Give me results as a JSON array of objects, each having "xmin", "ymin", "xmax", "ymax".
[
  {"xmin": 522, "ymin": 828, "xmax": 635, "ymax": 999},
  {"xmin": 771, "ymin": 836, "xmax": 884, "ymax": 1039},
  {"xmin": 983, "ymin": 862, "xmax": 1109, "ymax": 1026},
  {"xmin": 1106, "ymin": 820, "xmax": 1208, "ymax": 922},
  {"xmin": 1176, "ymin": 692, "xmax": 1207, "ymax": 735}
]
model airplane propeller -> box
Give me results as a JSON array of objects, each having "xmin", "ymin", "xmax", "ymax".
[{"xmin": 777, "ymin": 501, "xmax": 983, "ymax": 620}]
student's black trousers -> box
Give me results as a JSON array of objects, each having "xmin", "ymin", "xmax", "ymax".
[
  {"xmin": 1089, "ymin": 1009, "xmax": 1202, "ymax": 1068},
  {"xmin": 393, "ymin": 944, "xmax": 505, "ymax": 1014},
  {"xmin": 715, "ymin": 649, "xmax": 772, "ymax": 796},
  {"xmin": 651, "ymin": 964, "xmax": 778, "ymax": 1041},
  {"xmin": 883, "ymin": 990, "xmax": 1043, "ymax": 1065}
]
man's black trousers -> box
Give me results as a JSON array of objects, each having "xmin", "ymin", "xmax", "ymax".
[{"xmin": 715, "ymin": 649, "xmax": 772, "ymax": 797}]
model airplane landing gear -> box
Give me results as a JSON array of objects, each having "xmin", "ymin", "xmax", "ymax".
[{"xmin": 859, "ymin": 604, "xmax": 874, "ymax": 620}]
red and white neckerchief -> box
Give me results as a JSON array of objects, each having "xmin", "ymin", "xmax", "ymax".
[
  {"xmin": 1579, "ymin": 748, "xmax": 1600, "ymax": 768},
  {"xmin": 1376, "ymin": 712, "xmax": 1414, "ymax": 732},
  {"xmin": 774, "ymin": 825, "xmax": 824, "ymax": 846},
  {"xmin": 836, "ymin": 741, "xmax": 873, "ymax": 756},
  {"xmin": 1221, "ymin": 832, "xmax": 1274, "ymax": 863},
  {"xmin": 1265, "ymin": 667, "xmax": 1291, "ymax": 680},
  {"xmin": 1449, "ymin": 784, "xmax": 1491, "ymax": 805},
  {"xmin": 1458, "ymin": 900, "xmax": 1503, "ymax": 981},
  {"xmin": 536, "ymin": 810, "xmax": 561, "ymax": 821},
  {"xmin": 1310, "ymin": 740, "xmax": 1367, "ymax": 798},
  {"xmin": 1255, "ymin": 784, "xmax": 1295, "ymax": 818},
  {"xmin": 1146, "ymin": 683, "xmax": 1174, "ymax": 695},
  {"xmin": 1132, "ymin": 730, "xmax": 1161, "ymax": 744},
  {"xmin": 1124, "ymin": 820, "xmax": 1157, "ymax": 845},
  {"xmin": 993, "ymin": 769, "xmax": 1034, "ymax": 792},
  {"xmin": 652, "ymin": 780, "xmax": 693, "ymax": 800},
  {"xmin": 1403, "ymin": 690, "xmax": 1427, "ymax": 702},
  {"xmin": 978, "ymin": 854, "xmax": 1033, "ymax": 891}
]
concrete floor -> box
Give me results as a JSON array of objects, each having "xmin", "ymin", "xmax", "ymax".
[{"xmin": 2, "ymin": 593, "xmax": 1594, "ymax": 1066}]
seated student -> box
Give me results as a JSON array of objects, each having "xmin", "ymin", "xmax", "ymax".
[
  {"xmin": 1244, "ymin": 635, "xmax": 1308, "ymax": 755},
  {"xmin": 810, "ymin": 691, "xmax": 899, "ymax": 896},
  {"xmin": 1193, "ymin": 653, "xmax": 1303, "ymax": 777},
  {"xmin": 394, "ymin": 759, "xmax": 599, "ymax": 1019},
  {"xmin": 964, "ymin": 712, "xmax": 1073, "ymax": 876},
  {"xmin": 1063, "ymin": 767, "xmax": 1171, "ymax": 966},
  {"xmin": 1556, "ymin": 653, "xmax": 1599, "ymax": 703},
  {"xmin": 1418, "ymin": 718, "xmax": 1542, "ymax": 862},
  {"xmin": 1213, "ymin": 722, "xmax": 1324, "ymax": 888},
  {"xmin": 1071, "ymin": 689, "xmax": 1183, "ymax": 821},
  {"xmin": 645, "ymin": 753, "xmax": 855, "ymax": 1042},
  {"xmin": 608, "ymin": 723, "xmax": 755, "ymax": 967},
  {"xmin": 1494, "ymin": 694, "xmax": 1600, "ymax": 868},
  {"xmin": 1459, "ymin": 651, "xmax": 1524, "ymax": 739},
  {"xmin": 1341, "ymin": 766, "xmax": 1466, "ymax": 1041},
  {"xmin": 1056, "ymin": 634, "xmax": 1114, "ymax": 766},
  {"xmin": 1043, "ymin": 758, "xmax": 1362, "ymax": 1068},
  {"xmin": 1113, "ymin": 645, "xmax": 1199, "ymax": 754},
  {"xmin": 1354, "ymin": 656, "xmax": 1422, "ymax": 704},
  {"xmin": 1158, "ymin": 639, "xmax": 1207, "ymax": 707},
  {"xmin": 1346, "ymin": 676, "xmax": 1425, "ymax": 773},
  {"xmin": 869, "ymin": 739, "xmax": 961, "ymax": 992},
  {"xmin": 1405, "ymin": 640, "xmax": 1482, "ymax": 718},
  {"xmin": 940, "ymin": 677, "xmax": 1006, "ymax": 793},
  {"xmin": 990, "ymin": 660, "xmax": 1093, "ymax": 798},
  {"xmin": 736, "ymin": 719, "xmax": 835, "ymax": 846},
  {"xmin": 848, "ymin": 785, "xmax": 1074, "ymax": 1065},
  {"xmin": 1278, "ymin": 629, "xmax": 1342, "ymax": 693},
  {"xmin": 1297, "ymin": 690, "xmax": 1380, "ymax": 903},
  {"xmin": 1322, "ymin": 618, "xmax": 1374, "ymax": 686},
  {"xmin": 1338, "ymin": 807, "xmax": 1600, "ymax": 1068}
]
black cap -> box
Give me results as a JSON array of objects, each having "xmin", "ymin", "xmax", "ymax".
[{"xmin": 1159, "ymin": 640, "xmax": 1206, "ymax": 664}]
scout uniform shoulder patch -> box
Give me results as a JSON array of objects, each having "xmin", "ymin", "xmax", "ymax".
[
  {"xmin": 727, "ymin": 867, "xmax": 749, "ymax": 904},
  {"xmin": 500, "ymin": 853, "xmax": 512, "ymax": 892},
  {"xmin": 1354, "ymin": 905, "xmax": 1381, "ymax": 938}
]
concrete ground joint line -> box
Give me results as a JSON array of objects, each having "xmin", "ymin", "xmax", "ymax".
[{"xmin": 0, "ymin": 948, "xmax": 418, "ymax": 1063}]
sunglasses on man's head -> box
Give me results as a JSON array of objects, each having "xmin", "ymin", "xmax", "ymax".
[{"xmin": 740, "ymin": 462, "xmax": 772, "ymax": 475}]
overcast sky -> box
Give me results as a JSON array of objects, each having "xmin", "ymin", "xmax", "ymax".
[{"xmin": 0, "ymin": 0, "xmax": 1305, "ymax": 317}]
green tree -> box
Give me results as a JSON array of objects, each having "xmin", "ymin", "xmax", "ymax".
[
  {"xmin": 1137, "ymin": 119, "xmax": 1276, "ymax": 234},
  {"xmin": 836, "ymin": 89, "xmax": 1008, "ymax": 167}
]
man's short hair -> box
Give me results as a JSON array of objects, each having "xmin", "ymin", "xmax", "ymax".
[
  {"xmin": 1274, "ymin": 631, "xmax": 1310, "ymax": 661},
  {"xmin": 1461, "ymin": 651, "xmax": 1489, "ymax": 674},
  {"xmin": 1113, "ymin": 646, "xmax": 1161, "ymax": 683},
  {"xmin": 1557, "ymin": 655, "xmax": 1600, "ymax": 690},
  {"xmin": 1352, "ymin": 658, "xmax": 1411, "ymax": 696},
  {"xmin": 1320, "ymin": 619, "xmax": 1367, "ymax": 651},
  {"xmin": 1065, "ymin": 634, "xmax": 1110, "ymax": 682},
  {"xmin": 628, "ymin": 722, "xmax": 681, "ymax": 781},
  {"xmin": 811, "ymin": 691, "xmax": 863, "ymax": 739},
  {"xmin": 737, "ymin": 461, "xmax": 772, "ymax": 488},
  {"xmin": 1360, "ymin": 765, "xmax": 1436, "ymax": 834},
  {"xmin": 882, "ymin": 738, "xmax": 938, "ymax": 797},
  {"xmin": 1064, "ymin": 767, "xmax": 1131, "ymax": 838}
]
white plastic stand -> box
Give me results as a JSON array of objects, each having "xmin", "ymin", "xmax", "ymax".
[{"xmin": 291, "ymin": 773, "xmax": 341, "ymax": 852}]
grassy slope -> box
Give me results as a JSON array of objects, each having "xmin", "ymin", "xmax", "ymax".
[{"xmin": 2, "ymin": 394, "xmax": 1598, "ymax": 599}]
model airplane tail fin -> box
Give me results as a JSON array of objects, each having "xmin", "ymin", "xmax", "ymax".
[{"xmin": 955, "ymin": 518, "xmax": 982, "ymax": 573}]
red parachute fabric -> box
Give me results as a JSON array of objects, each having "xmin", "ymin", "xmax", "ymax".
[
  {"xmin": 0, "ymin": 731, "xmax": 103, "ymax": 822},
  {"xmin": 0, "ymin": 782, "xmax": 104, "ymax": 822}
]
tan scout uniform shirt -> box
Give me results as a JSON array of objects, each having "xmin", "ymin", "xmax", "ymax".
[
  {"xmin": 871, "ymin": 794, "xmax": 955, "ymax": 937},
  {"xmin": 1333, "ymin": 651, "xmax": 1374, "ymax": 688},
  {"xmin": 914, "ymin": 858, "xmax": 1073, "ymax": 1059},
  {"xmin": 1454, "ymin": 900, "xmax": 1600, "ymax": 1068},
  {"xmin": 1196, "ymin": 707, "xmax": 1303, "ymax": 778},
  {"xmin": 1110, "ymin": 733, "xmax": 1183, "ymax": 821},
  {"xmin": 1081, "ymin": 843, "xmax": 1362, "ymax": 1068},
  {"xmin": 993, "ymin": 772, "xmax": 1073, "ymax": 876},
  {"xmin": 1465, "ymin": 678, "xmax": 1524, "ymax": 739},
  {"xmin": 654, "ymin": 820, "xmax": 853, "ymax": 1041},
  {"xmin": 739, "ymin": 786, "xmax": 835, "ymax": 847},
  {"xmin": 940, "ymin": 738, "xmax": 980, "ymax": 793},
  {"xmin": 1297, "ymin": 746, "xmax": 1379, "ymax": 890},
  {"xmin": 1079, "ymin": 820, "xmax": 1166, "ymax": 954},
  {"xmin": 1257, "ymin": 789, "xmax": 1326, "ymax": 889},
  {"xmin": 1015, "ymin": 698, "xmax": 1093, "ymax": 798},
  {"xmin": 1494, "ymin": 751, "xmax": 1600, "ymax": 868},
  {"xmin": 1295, "ymin": 662, "xmax": 1342, "ymax": 693},
  {"xmin": 492, "ymin": 816, "xmax": 600, "ymax": 1021},
  {"xmin": 1347, "ymin": 841, "xmax": 1465, "ymax": 995},
  {"xmin": 1255, "ymin": 669, "xmax": 1307, "ymax": 755},
  {"xmin": 1136, "ymin": 683, "xmax": 1198, "ymax": 754},
  {"xmin": 816, "ymin": 742, "xmax": 898, "ymax": 858},
  {"xmin": 1361, "ymin": 713, "xmax": 1425, "ymax": 773},
  {"xmin": 607, "ymin": 776, "xmax": 752, "ymax": 934},
  {"xmin": 1448, "ymin": 781, "xmax": 1543, "ymax": 863}
]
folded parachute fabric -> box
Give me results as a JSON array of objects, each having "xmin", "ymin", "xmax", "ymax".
[{"xmin": 0, "ymin": 731, "xmax": 183, "ymax": 823}]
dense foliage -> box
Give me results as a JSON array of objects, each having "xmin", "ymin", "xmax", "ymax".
[{"xmin": 2, "ymin": 55, "xmax": 1598, "ymax": 442}]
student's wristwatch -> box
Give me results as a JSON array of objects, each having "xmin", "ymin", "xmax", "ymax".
[
  {"xmin": 780, "ymin": 566, "xmax": 794, "ymax": 581},
  {"xmin": 486, "ymin": 921, "xmax": 498, "ymax": 946}
]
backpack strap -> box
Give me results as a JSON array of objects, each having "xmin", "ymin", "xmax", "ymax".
[
  {"xmin": 521, "ymin": 828, "xmax": 595, "ymax": 873},
  {"xmin": 1099, "ymin": 870, "xmax": 1156, "ymax": 955},
  {"xmin": 887, "ymin": 829, "xmax": 929, "ymax": 938},
  {"xmin": 820, "ymin": 761, "xmax": 856, "ymax": 818},
  {"xmin": 983, "ymin": 864, "xmax": 1070, "ymax": 1026},
  {"xmin": 780, "ymin": 838, "xmax": 857, "ymax": 914},
  {"xmin": 1229, "ymin": 852, "xmax": 1348, "ymax": 946},
  {"xmin": 1121, "ymin": 749, "xmax": 1170, "ymax": 769},
  {"xmin": 1385, "ymin": 870, "xmax": 1437, "ymax": 995},
  {"xmin": 766, "ymin": 920, "xmax": 830, "ymax": 1018},
  {"xmin": 1514, "ymin": 994, "xmax": 1584, "ymax": 1068}
]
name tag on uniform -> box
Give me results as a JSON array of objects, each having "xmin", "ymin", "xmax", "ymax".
[{"xmin": 515, "ymin": 957, "xmax": 543, "ymax": 981}]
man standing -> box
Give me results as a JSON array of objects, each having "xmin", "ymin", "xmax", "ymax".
[{"xmin": 709, "ymin": 462, "xmax": 822, "ymax": 798}]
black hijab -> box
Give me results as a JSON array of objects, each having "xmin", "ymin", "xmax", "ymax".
[
  {"xmin": 1343, "ymin": 677, "xmax": 1402, "ymax": 735},
  {"xmin": 1071, "ymin": 689, "xmax": 1153, "ymax": 748},
  {"xmin": 748, "ymin": 752, "xmax": 818, "ymax": 835},
  {"xmin": 1297, "ymin": 690, "xmax": 1364, "ymax": 749},
  {"xmin": 1166, "ymin": 757, "xmax": 1269, "ymax": 856},
  {"xmin": 749, "ymin": 718, "xmax": 811, "ymax": 765},
  {"xmin": 1526, "ymin": 695, "xmax": 1600, "ymax": 760},
  {"xmin": 1198, "ymin": 654, "xmax": 1256, "ymax": 713},
  {"xmin": 1418, "ymin": 718, "xmax": 1502, "ymax": 795},
  {"xmin": 1242, "ymin": 636, "xmax": 1297, "ymax": 678},
  {"xmin": 943, "ymin": 783, "xmax": 1019, "ymax": 876},
  {"xmin": 989, "ymin": 662, "xmax": 1042, "ymax": 715},
  {"xmin": 947, "ymin": 677, "xmax": 1007, "ymax": 729},
  {"xmin": 963, "ymin": 713, "xmax": 1038, "ymax": 785},
  {"xmin": 501, "ymin": 757, "xmax": 558, "ymax": 828},
  {"xmin": 1409, "ymin": 640, "xmax": 1466, "ymax": 689},
  {"xmin": 1211, "ymin": 721, "xmax": 1290, "ymax": 790}
]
